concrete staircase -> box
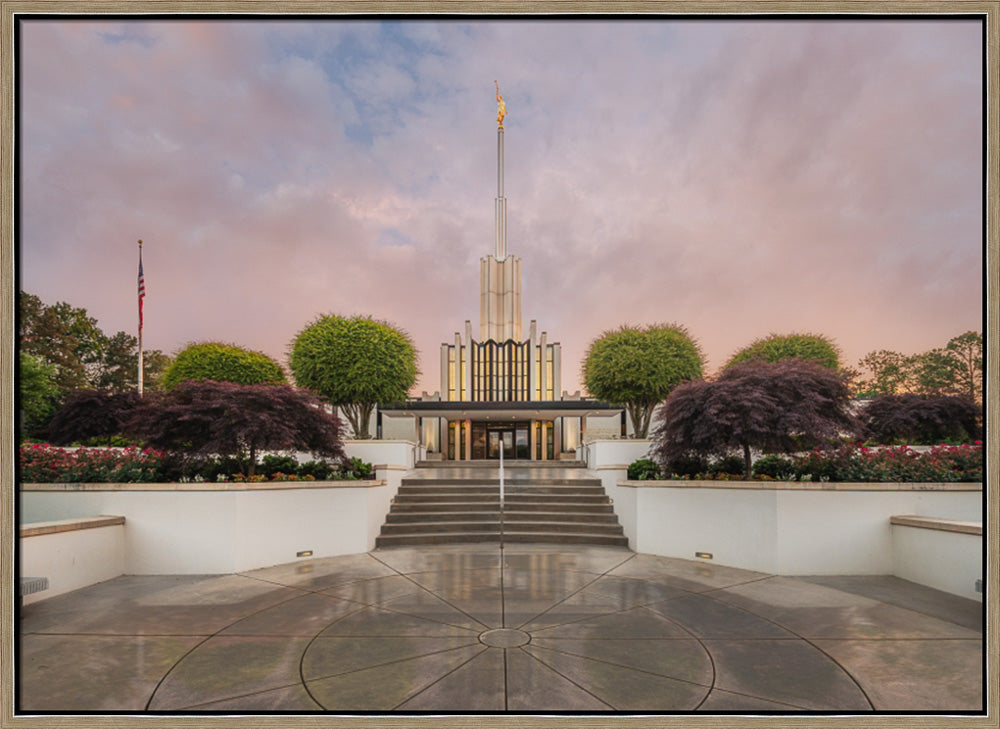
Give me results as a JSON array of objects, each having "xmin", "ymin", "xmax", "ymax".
[{"xmin": 374, "ymin": 462, "xmax": 628, "ymax": 548}]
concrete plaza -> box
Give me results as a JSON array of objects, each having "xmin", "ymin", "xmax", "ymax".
[{"xmin": 18, "ymin": 544, "xmax": 982, "ymax": 713}]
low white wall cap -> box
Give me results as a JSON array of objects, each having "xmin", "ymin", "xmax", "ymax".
[
  {"xmin": 618, "ymin": 480, "xmax": 983, "ymax": 492},
  {"xmin": 344, "ymin": 439, "xmax": 417, "ymax": 445},
  {"xmin": 20, "ymin": 480, "xmax": 389, "ymax": 492},
  {"xmin": 21, "ymin": 515, "xmax": 125, "ymax": 538},
  {"xmin": 890, "ymin": 515, "xmax": 983, "ymax": 535}
]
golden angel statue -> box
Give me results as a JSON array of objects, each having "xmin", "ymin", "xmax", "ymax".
[{"xmin": 495, "ymin": 80, "xmax": 506, "ymax": 126}]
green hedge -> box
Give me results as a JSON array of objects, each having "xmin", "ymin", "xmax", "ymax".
[{"xmin": 630, "ymin": 443, "xmax": 982, "ymax": 483}]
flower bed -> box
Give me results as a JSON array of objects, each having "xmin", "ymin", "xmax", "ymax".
[
  {"xmin": 18, "ymin": 444, "xmax": 372, "ymax": 484},
  {"xmin": 19, "ymin": 443, "xmax": 164, "ymax": 483},
  {"xmin": 792, "ymin": 443, "xmax": 982, "ymax": 483}
]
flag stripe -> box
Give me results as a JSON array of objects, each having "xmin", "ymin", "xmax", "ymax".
[{"xmin": 138, "ymin": 254, "xmax": 145, "ymax": 331}]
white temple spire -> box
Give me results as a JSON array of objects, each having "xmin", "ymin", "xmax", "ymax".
[
  {"xmin": 481, "ymin": 82, "xmax": 521, "ymax": 341},
  {"xmin": 495, "ymin": 80, "xmax": 507, "ymax": 261}
]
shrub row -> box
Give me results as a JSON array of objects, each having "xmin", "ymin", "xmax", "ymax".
[
  {"xmin": 629, "ymin": 443, "xmax": 982, "ymax": 483},
  {"xmin": 627, "ymin": 455, "xmax": 745, "ymax": 481},
  {"xmin": 18, "ymin": 444, "xmax": 374, "ymax": 483}
]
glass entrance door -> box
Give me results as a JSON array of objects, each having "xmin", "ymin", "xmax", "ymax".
[
  {"xmin": 474, "ymin": 421, "xmax": 531, "ymax": 460},
  {"xmin": 515, "ymin": 425, "xmax": 529, "ymax": 458},
  {"xmin": 487, "ymin": 429, "xmax": 514, "ymax": 460}
]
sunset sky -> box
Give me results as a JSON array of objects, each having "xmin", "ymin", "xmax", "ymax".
[{"xmin": 18, "ymin": 17, "xmax": 984, "ymax": 395}]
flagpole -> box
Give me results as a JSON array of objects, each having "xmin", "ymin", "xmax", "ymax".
[{"xmin": 137, "ymin": 239, "xmax": 144, "ymax": 397}]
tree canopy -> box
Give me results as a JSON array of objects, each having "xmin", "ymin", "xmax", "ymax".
[
  {"xmin": 162, "ymin": 341, "xmax": 287, "ymax": 389},
  {"xmin": 652, "ymin": 358, "xmax": 859, "ymax": 478},
  {"xmin": 725, "ymin": 332, "xmax": 840, "ymax": 371},
  {"xmin": 44, "ymin": 390, "xmax": 140, "ymax": 446},
  {"xmin": 19, "ymin": 290, "xmax": 170, "ymax": 401},
  {"xmin": 20, "ymin": 291, "xmax": 107, "ymax": 391},
  {"xmin": 854, "ymin": 349, "xmax": 910, "ymax": 397},
  {"xmin": 289, "ymin": 315, "xmax": 419, "ymax": 439},
  {"xmin": 945, "ymin": 331, "xmax": 983, "ymax": 400},
  {"xmin": 581, "ymin": 323, "xmax": 703, "ymax": 438},
  {"xmin": 18, "ymin": 292, "xmax": 171, "ymax": 439},
  {"xmin": 861, "ymin": 394, "xmax": 981, "ymax": 445},
  {"xmin": 853, "ymin": 331, "xmax": 983, "ymax": 402},
  {"xmin": 125, "ymin": 381, "xmax": 344, "ymax": 477},
  {"xmin": 19, "ymin": 352, "xmax": 60, "ymax": 436}
]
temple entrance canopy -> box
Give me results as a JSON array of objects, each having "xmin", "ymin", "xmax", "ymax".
[{"xmin": 382, "ymin": 401, "xmax": 624, "ymax": 462}]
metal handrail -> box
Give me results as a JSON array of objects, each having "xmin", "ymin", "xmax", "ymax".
[{"xmin": 499, "ymin": 445, "xmax": 505, "ymax": 551}]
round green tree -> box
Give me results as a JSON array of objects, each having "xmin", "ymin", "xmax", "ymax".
[
  {"xmin": 162, "ymin": 342, "xmax": 287, "ymax": 389},
  {"xmin": 19, "ymin": 351, "xmax": 61, "ymax": 438},
  {"xmin": 289, "ymin": 315, "xmax": 418, "ymax": 439},
  {"xmin": 725, "ymin": 333, "xmax": 840, "ymax": 371},
  {"xmin": 582, "ymin": 323, "xmax": 704, "ymax": 438}
]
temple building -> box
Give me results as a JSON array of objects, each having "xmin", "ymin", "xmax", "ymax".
[{"xmin": 381, "ymin": 86, "xmax": 622, "ymax": 460}]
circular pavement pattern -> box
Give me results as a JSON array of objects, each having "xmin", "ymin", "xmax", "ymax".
[{"xmin": 19, "ymin": 544, "xmax": 983, "ymax": 713}]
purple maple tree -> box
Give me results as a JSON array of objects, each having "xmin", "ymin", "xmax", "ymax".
[
  {"xmin": 44, "ymin": 389, "xmax": 140, "ymax": 445},
  {"xmin": 652, "ymin": 358, "xmax": 860, "ymax": 479},
  {"xmin": 125, "ymin": 380, "xmax": 345, "ymax": 477},
  {"xmin": 861, "ymin": 393, "xmax": 981, "ymax": 444}
]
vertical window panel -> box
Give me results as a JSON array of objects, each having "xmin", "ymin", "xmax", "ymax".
[{"xmin": 460, "ymin": 347, "xmax": 466, "ymax": 398}]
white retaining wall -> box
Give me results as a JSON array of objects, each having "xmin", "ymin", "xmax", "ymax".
[
  {"xmin": 582, "ymin": 439, "xmax": 654, "ymax": 544},
  {"xmin": 891, "ymin": 517, "xmax": 983, "ymax": 601},
  {"xmin": 343, "ymin": 439, "xmax": 421, "ymax": 491},
  {"xmin": 20, "ymin": 517, "xmax": 126, "ymax": 604},
  {"xmin": 19, "ymin": 440, "xmax": 420, "ymax": 578},
  {"xmin": 619, "ymin": 480, "xmax": 982, "ymax": 600},
  {"xmin": 20, "ymin": 481, "xmax": 396, "ymax": 575}
]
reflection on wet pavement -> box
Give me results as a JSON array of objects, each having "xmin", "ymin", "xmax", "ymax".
[{"xmin": 19, "ymin": 544, "xmax": 982, "ymax": 713}]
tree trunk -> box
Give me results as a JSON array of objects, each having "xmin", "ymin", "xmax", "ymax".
[
  {"xmin": 358, "ymin": 406, "xmax": 372, "ymax": 439},
  {"xmin": 640, "ymin": 406, "xmax": 654, "ymax": 440},
  {"xmin": 343, "ymin": 407, "xmax": 361, "ymax": 440},
  {"xmin": 626, "ymin": 403, "xmax": 644, "ymax": 438},
  {"xmin": 344, "ymin": 403, "xmax": 374, "ymax": 439},
  {"xmin": 743, "ymin": 442, "xmax": 752, "ymax": 480},
  {"xmin": 247, "ymin": 444, "xmax": 257, "ymax": 478}
]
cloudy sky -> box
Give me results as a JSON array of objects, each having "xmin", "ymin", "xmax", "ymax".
[{"xmin": 18, "ymin": 16, "xmax": 984, "ymax": 395}]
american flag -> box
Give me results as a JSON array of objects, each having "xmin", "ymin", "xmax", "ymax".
[{"xmin": 138, "ymin": 248, "xmax": 145, "ymax": 332}]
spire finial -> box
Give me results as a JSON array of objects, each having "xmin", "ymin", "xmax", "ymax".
[{"xmin": 495, "ymin": 80, "xmax": 506, "ymax": 128}]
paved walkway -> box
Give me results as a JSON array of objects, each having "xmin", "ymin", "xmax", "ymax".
[
  {"xmin": 19, "ymin": 545, "xmax": 982, "ymax": 713},
  {"xmin": 402, "ymin": 464, "xmax": 601, "ymax": 481}
]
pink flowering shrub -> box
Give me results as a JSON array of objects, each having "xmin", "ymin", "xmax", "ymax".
[
  {"xmin": 792, "ymin": 442, "xmax": 982, "ymax": 483},
  {"xmin": 19, "ymin": 443, "xmax": 165, "ymax": 483}
]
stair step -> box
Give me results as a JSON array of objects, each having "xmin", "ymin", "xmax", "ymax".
[
  {"xmin": 377, "ymin": 465, "xmax": 627, "ymax": 548},
  {"xmin": 400, "ymin": 478, "xmax": 602, "ymax": 487},
  {"xmin": 390, "ymin": 502, "xmax": 615, "ymax": 514},
  {"xmin": 502, "ymin": 532, "xmax": 629, "ymax": 546},
  {"xmin": 394, "ymin": 494, "xmax": 499, "ymax": 503},
  {"xmin": 397, "ymin": 485, "xmax": 605, "ymax": 495},
  {"xmin": 386, "ymin": 510, "xmax": 620, "ymax": 524},
  {"xmin": 380, "ymin": 519, "xmax": 623, "ymax": 535},
  {"xmin": 393, "ymin": 494, "xmax": 606, "ymax": 503},
  {"xmin": 414, "ymin": 460, "xmax": 587, "ymax": 469},
  {"xmin": 387, "ymin": 511, "xmax": 499, "ymax": 523},
  {"xmin": 375, "ymin": 532, "xmax": 504, "ymax": 546},
  {"xmin": 375, "ymin": 532, "xmax": 629, "ymax": 548},
  {"xmin": 504, "ymin": 496, "xmax": 611, "ymax": 505},
  {"xmin": 380, "ymin": 521, "xmax": 500, "ymax": 534},
  {"xmin": 504, "ymin": 524, "xmax": 624, "ymax": 536}
]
